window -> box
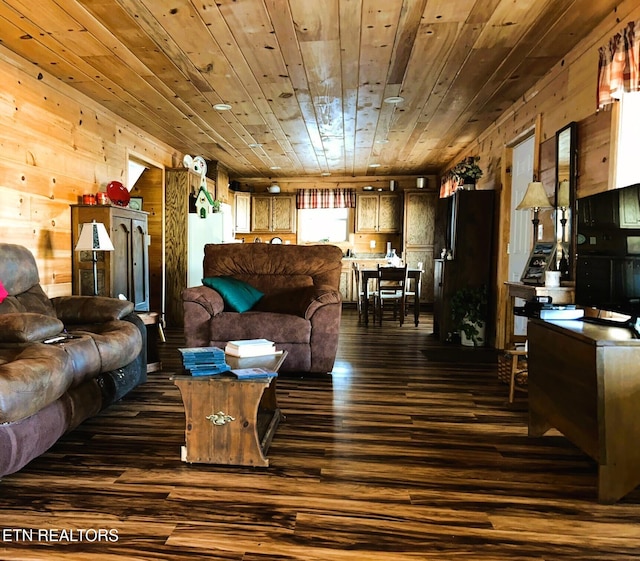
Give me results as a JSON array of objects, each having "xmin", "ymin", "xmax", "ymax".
[{"xmin": 298, "ymin": 208, "xmax": 350, "ymax": 243}]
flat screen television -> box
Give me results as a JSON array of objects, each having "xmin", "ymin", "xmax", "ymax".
[{"xmin": 575, "ymin": 183, "xmax": 640, "ymax": 336}]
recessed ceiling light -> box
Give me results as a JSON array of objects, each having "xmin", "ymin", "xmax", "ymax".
[
  {"xmin": 383, "ymin": 96, "xmax": 404, "ymax": 104},
  {"xmin": 376, "ymin": 139, "xmax": 390, "ymax": 144},
  {"xmin": 270, "ymin": 166, "xmax": 281, "ymax": 170},
  {"xmin": 248, "ymin": 143, "xmax": 262, "ymax": 148},
  {"xmin": 321, "ymin": 172, "xmax": 331, "ymax": 176},
  {"xmin": 213, "ymin": 103, "xmax": 232, "ymax": 111},
  {"xmin": 369, "ymin": 163, "xmax": 381, "ymax": 168}
]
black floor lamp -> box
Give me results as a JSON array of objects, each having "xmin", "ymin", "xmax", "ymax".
[{"xmin": 74, "ymin": 220, "xmax": 114, "ymax": 296}]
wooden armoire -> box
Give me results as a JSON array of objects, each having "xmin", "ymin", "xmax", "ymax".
[
  {"xmin": 432, "ymin": 189, "xmax": 495, "ymax": 342},
  {"xmin": 71, "ymin": 205, "xmax": 150, "ymax": 311}
]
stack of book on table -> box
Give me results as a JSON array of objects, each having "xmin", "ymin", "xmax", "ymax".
[
  {"xmin": 224, "ymin": 338, "xmax": 280, "ymax": 358},
  {"xmin": 178, "ymin": 346, "xmax": 230, "ymax": 376}
]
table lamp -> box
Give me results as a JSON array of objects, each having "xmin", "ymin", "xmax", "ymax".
[
  {"xmin": 74, "ymin": 220, "xmax": 114, "ymax": 296},
  {"xmin": 516, "ymin": 181, "xmax": 553, "ymax": 242},
  {"xmin": 556, "ymin": 179, "xmax": 570, "ymax": 243}
]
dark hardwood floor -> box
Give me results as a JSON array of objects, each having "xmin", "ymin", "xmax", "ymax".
[{"xmin": 1, "ymin": 309, "xmax": 640, "ymax": 560}]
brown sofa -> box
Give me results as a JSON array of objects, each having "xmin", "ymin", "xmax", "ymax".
[
  {"xmin": 0, "ymin": 243, "xmax": 146, "ymax": 477},
  {"xmin": 182, "ymin": 243, "xmax": 343, "ymax": 373}
]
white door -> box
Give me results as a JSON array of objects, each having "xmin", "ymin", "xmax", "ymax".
[{"xmin": 509, "ymin": 135, "xmax": 535, "ymax": 335}]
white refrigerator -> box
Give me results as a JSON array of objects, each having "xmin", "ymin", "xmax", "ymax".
[{"xmin": 187, "ymin": 203, "xmax": 235, "ymax": 287}]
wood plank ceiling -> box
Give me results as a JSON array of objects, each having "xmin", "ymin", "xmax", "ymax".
[{"xmin": 0, "ymin": 0, "xmax": 621, "ymax": 179}]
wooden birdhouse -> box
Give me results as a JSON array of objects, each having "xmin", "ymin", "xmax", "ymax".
[{"xmin": 195, "ymin": 186, "xmax": 216, "ymax": 218}]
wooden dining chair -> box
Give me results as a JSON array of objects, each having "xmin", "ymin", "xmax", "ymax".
[
  {"xmin": 352, "ymin": 262, "xmax": 376, "ymax": 323},
  {"xmin": 404, "ymin": 262, "xmax": 422, "ymax": 326},
  {"xmin": 376, "ymin": 264, "xmax": 408, "ymax": 325}
]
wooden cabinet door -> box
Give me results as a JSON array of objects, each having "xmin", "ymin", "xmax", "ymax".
[
  {"xmin": 234, "ymin": 192, "xmax": 251, "ymax": 233},
  {"xmin": 403, "ymin": 190, "xmax": 437, "ymax": 303},
  {"xmin": 356, "ymin": 194, "xmax": 379, "ymax": 232},
  {"xmin": 404, "ymin": 191, "xmax": 435, "ymax": 246},
  {"xmin": 251, "ymin": 196, "xmax": 272, "ymax": 232},
  {"xmin": 131, "ymin": 216, "xmax": 150, "ymax": 311},
  {"xmin": 111, "ymin": 214, "xmax": 133, "ymax": 303},
  {"xmin": 272, "ymin": 196, "xmax": 295, "ymax": 232},
  {"xmin": 378, "ymin": 193, "xmax": 401, "ymax": 232}
]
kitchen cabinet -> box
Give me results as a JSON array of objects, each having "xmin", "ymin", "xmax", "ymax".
[
  {"xmin": 71, "ymin": 205, "xmax": 149, "ymax": 311},
  {"xmin": 251, "ymin": 195, "xmax": 296, "ymax": 233},
  {"xmin": 402, "ymin": 190, "xmax": 437, "ymax": 303},
  {"xmin": 234, "ymin": 192, "xmax": 251, "ymax": 234},
  {"xmin": 355, "ymin": 193, "xmax": 401, "ymax": 233}
]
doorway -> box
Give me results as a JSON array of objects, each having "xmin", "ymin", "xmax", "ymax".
[
  {"xmin": 127, "ymin": 153, "xmax": 165, "ymax": 316},
  {"xmin": 509, "ymin": 135, "xmax": 535, "ymax": 336}
]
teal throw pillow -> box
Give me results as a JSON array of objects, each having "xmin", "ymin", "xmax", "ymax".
[{"xmin": 202, "ymin": 276, "xmax": 264, "ymax": 313}]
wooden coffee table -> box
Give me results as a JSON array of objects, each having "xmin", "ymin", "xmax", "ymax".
[{"xmin": 172, "ymin": 351, "xmax": 287, "ymax": 467}]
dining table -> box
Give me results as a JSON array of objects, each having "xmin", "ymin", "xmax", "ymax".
[{"xmin": 360, "ymin": 266, "xmax": 422, "ymax": 326}]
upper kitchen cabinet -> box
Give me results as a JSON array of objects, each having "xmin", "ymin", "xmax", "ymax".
[
  {"xmin": 234, "ymin": 192, "xmax": 251, "ymax": 234},
  {"xmin": 355, "ymin": 193, "xmax": 401, "ymax": 233},
  {"xmin": 251, "ymin": 194, "xmax": 296, "ymax": 233}
]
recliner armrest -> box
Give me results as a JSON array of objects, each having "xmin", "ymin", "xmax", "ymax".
[
  {"xmin": 51, "ymin": 296, "xmax": 135, "ymax": 324},
  {"xmin": 254, "ymin": 285, "xmax": 341, "ymax": 319},
  {"xmin": 0, "ymin": 312, "xmax": 64, "ymax": 343},
  {"xmin": 302, "ymin": 286, "xmax": 342, "ymax": 319},
  {"xmin": 181, "ymin": 286, "xmax": 225, "ymax": 317}
]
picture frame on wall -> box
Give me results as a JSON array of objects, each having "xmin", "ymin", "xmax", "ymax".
[
  {"xmin": 129, "ymin": 197, "xmax": 143, "ymax": 211},
  {"xmin": 521, "ymin": 242, "xmax": 556, "ymax": 285}
]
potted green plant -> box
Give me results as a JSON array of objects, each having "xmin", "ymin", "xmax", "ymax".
[
  {"xmin": 450, "ymin": 285, "xmax": 488, "ymax": 347},
  {"xmin": 451, "ymin": 156, "xmax": 483, "ymax": 189}
]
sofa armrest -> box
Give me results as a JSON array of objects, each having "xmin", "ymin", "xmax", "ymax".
[
  {"xmin": 182, "ymin": 286, "xmax": 225, "ymax": 317},
  {"xmin": 0, "ymin": 313, "xmax": 64, "ymax": 343},
  {"xmin": 254, "ymin": 285, "xmax": 341, "ymax": 319},
  {"xmin": 301, "ymin": 286, "xmax": 342, "ymax": 319},
  {"xmin": 51, "ymin": 296, "xmax": 135, "ymax": 324},
  {"xmin": 182, "ymin": 286, "xmax": 226, "ymax": 348}
]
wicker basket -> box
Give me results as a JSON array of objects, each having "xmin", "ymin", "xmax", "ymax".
[{"xmin": 497, "ymin": 350, "xmax": 528, "ymax": 387}]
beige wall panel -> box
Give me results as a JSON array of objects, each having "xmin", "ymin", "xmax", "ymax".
[{"xmin": 0, "ymin": 45, "xmax": 175, "ymax": 299}]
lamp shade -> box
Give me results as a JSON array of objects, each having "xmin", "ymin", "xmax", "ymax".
[
  {"xmin": 557, "ymin": 180, "xmax": 570, "ymax": 208},
  {"xmin": 516, "ymin": 181, "xmax": 553, "ymax": 210},
  {"xmin": 75, "ymin": 221, "xmax": 114, "ymax": 251}
]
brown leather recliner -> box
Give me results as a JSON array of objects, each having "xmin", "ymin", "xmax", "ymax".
[
  {"xmin": 0, "ymin": 243, "xmax": 146, "ymax": 478},
  {"xmin": 182, "ymin": 243, "xmax": 343, "ymax": 373}
]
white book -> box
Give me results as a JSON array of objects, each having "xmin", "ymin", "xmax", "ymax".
[
  {"xmin": 225, "ymin": 338, "xmax": 274, "ymax": 350},
  {"xmin": 224, "ymin": 345, "xmax": 280, "ymax": 358}
]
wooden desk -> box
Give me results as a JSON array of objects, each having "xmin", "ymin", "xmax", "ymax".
[
  {"xmin": 528, "ymin": 319, "xmax": 640, "ymax": 503},
  {"xmin": 503, "ymin": 282, "xmax": 574, "ymax": 349},
  {"xmin": 172, "ymin": 351, "xmax": 287, "ymax": 467},
  {"xmin": 361, "ymin": 267, "xmax": 422, "ymax": 326}
]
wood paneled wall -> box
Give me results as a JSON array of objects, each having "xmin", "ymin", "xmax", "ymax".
[
  {"xmin": 442, "ymin": 1, "xmax": 640, "ymax": 348},
  {"xmin": 1, "ymin": 1, "xmax": 638, "ymax": 327},
  {"xmin": 0, "ymin": 46, "xmax": 177, "ymax": 298}
]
